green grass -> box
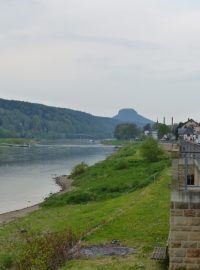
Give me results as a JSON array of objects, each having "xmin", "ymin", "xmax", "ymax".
[
  {"xmin": 0, "ymin": 142, "xmax": 171, "ymax": 270},
  {"xmin": 60, "ymin": 169, "xmax": 171, "ymax": 270},
  {"xmin": 101, "ymin": 139, "xmax": 130, "ymax": 146},
  {"xmin": 0, "ymin": 138, "xmax": 35, "ymax": 145},
  {"xmin": 43, "ymin": 143, "xmax": 170, "ymax": 206}
]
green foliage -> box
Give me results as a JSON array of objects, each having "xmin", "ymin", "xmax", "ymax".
[
  {"xmin": 140, "ymin": 138, "xmax": 164, "ymax": 162},
  {"xmin": 16, "ymin": 230, "xmax": 78, "ymax": 270},
  {"xmin": 70, "ymin": 162, "xmax": 89, "ymax": 177},
  {"xmin": 153, "ymin": 123, "xmax": 170, "ymax": 139},
  {"xmin": 43, "ymin": 143, "xmax": 169, "ymax": 207},
  {"xmin": 0, "ymin": 254, "xmax": 14, "ymax": 269},
  {"xmin": 60, "ymin": 170, "xmax": 171, "ymax": 270},
  {"xmin": 114, "ymin": 158, "xmax": 129, "ymax": 170},
  {"xmin": 0, "ymin": 143, "xmax": 171, "ymax": 270},
  {"xmin": 0, "ymin": 169, "xmax": 171, "ymax": 270},
  {"xmin": 114, "ymin": 123, "xmax": 140, "ymax": 140},
  {"xmin": 0, "ymin": 98, "xmax": 118, "ymax": 139},
  {"xmin": 0, "ymin": 138, "xmax": 34, "ymax": 145}
]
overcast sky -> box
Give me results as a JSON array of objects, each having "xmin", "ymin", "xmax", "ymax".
[{"xmin": 1, "ymin": 0, "xmax": 200, "ymax": 123}]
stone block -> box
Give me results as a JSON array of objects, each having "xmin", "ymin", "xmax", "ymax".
[
  {"xmin": 189, "ymin": 232, "xmax": 200, "ymax": 241},
  {"xmin": 171, "ymin": 248, "xmax": 186, "ymax": 257},
  {"xmin": 195, "ymin": 210, "xmax": 200, "ymax": 217},
  {"xmin": 190, "ymin": 218, "xmax": 200, "ymax": 226},
  {"xmin": 184, "ymin": 210, "xmax": 196, "ymax": 217},
  {"xmin": 173, "ymin": 217, "xmax": 189, "ymax": 226},
  {"xmin": 187, "ymin": 265, "xmax": 200, "ymax": 270},
  {"xmin": 187, "ymin": 248, "xmax": 200, "ymax": 257},
  {"xmin": 171, "ymin": 209, "xmax": 184, "ymax": 216},
  {"xmin": 176, "ymin": 202, "xmax": 190, "ymax": 209},
  {"xmin": 171, "ymin": 226, "xmax": 191, "ymax": 232},
  {"xmin": 170, "ymin": 241, "xmax": 182, "ymax": 248},
  {"xmin": 190, "ymin": 203, "xmax": 200, "ymax": 209},
  {"xmin": 170, "ymin": 257, "xmax": 184, "ymax": 263},
  {"xmin": 171, "ymin": 232, "xmax": 189, "ymax": 241},
  {"xmin": 191, "ymin": 226, "xmax": 200, "ymax": 232},
  {"xmin": 182, "ymin": 241, "xmax": 197, "ymax": 248},
  {"xmin": 170, "ymin": 263, "xmax": 186, "ymax": 270},
  {"xmin": 184, "ymin": 257, "xmax": 196, "ymax": 263}
]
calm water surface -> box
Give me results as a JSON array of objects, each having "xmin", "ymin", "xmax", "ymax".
[{"xmin": 0, "ymin": 140, "xmax": 114, "ymax": 214}]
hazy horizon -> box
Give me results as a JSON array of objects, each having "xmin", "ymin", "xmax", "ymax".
[{"xmin": 1, "ymin": 1, "xmax": 200, "ymax": 123}]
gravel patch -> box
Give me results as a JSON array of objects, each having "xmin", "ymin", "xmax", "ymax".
[{"xmin": 80, "ymin": 244, "xmax": 136, "ymax": 258}]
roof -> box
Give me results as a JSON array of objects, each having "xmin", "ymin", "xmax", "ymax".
[
  {"xmin": 181, "ymin": 119, "xmax": 200, "ymax": 129},
  {"xmin": 178, "ymin": 128, "xmax": 194, "ymax": 135}
]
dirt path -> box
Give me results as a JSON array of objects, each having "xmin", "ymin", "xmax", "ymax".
[{"xmin": 0, "ymin": 176, "xmax": 73, "ymax": 225}]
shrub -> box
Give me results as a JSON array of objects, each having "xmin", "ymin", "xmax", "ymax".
[
  {"xmin": 67, "ymin": 191, "xmax": 96, "ymax": 204},
  {"xmin": 114, "ymin": 159, "xmax": 129, "ymax": 170},
  {"xmin": 70, "ymin": 162, "xmax": 88, "ymax": 177},
  {"xmin": 140, "ymin": 137, "xmax": 164, "ymax": 162},
  {"xmin": 16, "ymin": 230, "xmax": 78, "ymax": 270}
]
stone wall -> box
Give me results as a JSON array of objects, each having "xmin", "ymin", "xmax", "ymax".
[
  {"xmin": 169, "ymin": 191, "xmax": 200, "ymax": 270},
  {"xmin": 172, "ymin": 158, "xmax": 195, "ymax": 190}
]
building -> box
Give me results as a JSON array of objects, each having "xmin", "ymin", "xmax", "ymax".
[
  {"xmin": 178, "ymin": 119, "xmax": 200, "ymax": 142},
  {"xmin": 169, "ymin": 141, "xmax": 200, "ymax": 269}
]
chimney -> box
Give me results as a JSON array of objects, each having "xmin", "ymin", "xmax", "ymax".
[{"xmin": 163, "ymin": 117, "xmax": 166, "ymax": 125}]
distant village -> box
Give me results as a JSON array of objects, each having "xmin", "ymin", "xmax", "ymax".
[{"xmin": 145, "ymin": 118, "xmax": 200, "ymax": 144}]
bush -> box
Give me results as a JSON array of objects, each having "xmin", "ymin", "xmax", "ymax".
[
  {"xmin": 70, "ymin": 162, "xmax": 88, "ymax": 177},
  {"xmin": 140, "ymin": 138, "xmax": 164, "ymax": 162},
  {"xmin": 114, "ymin": 159, "xmax": 129, "ymax": 170},
  {"xmin": 67, "ymin": 191, "xmax": 96, "ymax": 204},
  {"xmin": 16, "ymin": 230, "xmax": 78, "ymax": 270}
]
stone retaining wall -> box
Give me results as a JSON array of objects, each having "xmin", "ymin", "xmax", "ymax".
[{"xmin": 169, "ymin": 191, "xmax": 200, "ymax": 270}]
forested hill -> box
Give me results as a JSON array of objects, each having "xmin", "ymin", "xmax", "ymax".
[{"xmin": 0, "ymin": 99, "xmax": 118, "ymax": 139}]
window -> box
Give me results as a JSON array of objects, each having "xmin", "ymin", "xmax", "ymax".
[{"xmin": 187, "ymin": 174, "xmax": 194, "ymax": 185}]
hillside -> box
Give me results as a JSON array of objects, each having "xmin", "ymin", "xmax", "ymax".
[
  {"xmin": 0, "ymin": 99, "xmax": 118, "ymax": 139},
  {"xmin": 113, "ymin": 108, "xmax": 154, "ymax": 127},
  {"xmin": 0, "ymin": 143, "xmax": 170, "ymax": 270}
]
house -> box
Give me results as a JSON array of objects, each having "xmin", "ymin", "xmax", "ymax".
[{"xmin": 178, "ymin": 119, "xmax": 200, "ymax": 142}]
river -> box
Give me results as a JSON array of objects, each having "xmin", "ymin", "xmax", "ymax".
[{"xmin": 0, "ymin": 140, "xmax": 114, "ymax": 214}]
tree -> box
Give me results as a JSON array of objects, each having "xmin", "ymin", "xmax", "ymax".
[
  {"xmin": 143, "ymin": 123, "xmax": 152, "ymax": 132},
  {"xmin": 140, "ymin": 137, "xmax": 163, "ymax": 162},
  {"xmin": 153, "ymin": 123, "xmax": 170, "ymax": 139},
  {"xmin": 114, "ymin": 123, "xmax": 140, "ymax": 140}
]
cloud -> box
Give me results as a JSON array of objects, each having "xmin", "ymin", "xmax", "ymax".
[{"xmin": 1, "ymin": 0, "xmax": 200, "ymax": 122}]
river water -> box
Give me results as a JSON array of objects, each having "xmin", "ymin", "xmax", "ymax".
[{"xmin": 0, "ymin": 140, "xmax": 114, "ymax": 214}]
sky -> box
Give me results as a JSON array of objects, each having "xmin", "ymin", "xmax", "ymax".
[{"xmin": 1, "ymin": 0, "xmax": 200, "ymax": 123}]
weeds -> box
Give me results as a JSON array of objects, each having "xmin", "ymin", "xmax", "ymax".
[
  {"xmin": 70, "ymin": 162, "xmax": 89, "ymax": 177},
  {"xmin": 16, "ymin": 229, "xmax": 79, "ymax": 270}
]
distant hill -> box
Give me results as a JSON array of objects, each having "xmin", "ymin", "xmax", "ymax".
[
  {"xmin": 0, "ymin": 99, "xmax": 118, "ymax": 139},
  {"xmin": 0, "ymin": 99, "xmax": 154, "ymax": 139},
  {"xmin": 113, "ymin": 108, "xmax": 154, "ymax": 127}
]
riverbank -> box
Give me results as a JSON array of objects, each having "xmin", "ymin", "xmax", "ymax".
[
  {"xmin": 0, "ymin": 142, "xmax": 170, "ymax": 270},
  {"xmin": 0, "ymin": 175, "xmax": 73, "ymax": 224}
]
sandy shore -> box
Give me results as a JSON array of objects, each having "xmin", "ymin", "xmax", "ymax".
[{"xmin": 0, "ymin": 175, "xmax": 73, "ymax": 225}]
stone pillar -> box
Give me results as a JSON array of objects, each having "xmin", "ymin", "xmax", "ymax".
[{"xmin": 169, "ymin": 191, "xmax": 200, "ymax": 270}]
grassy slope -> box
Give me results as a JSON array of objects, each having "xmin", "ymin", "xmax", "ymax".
[
  {"xmin": 60, "ymin": 169, "xmax": 170, "ymax": 270},
  {"xmin": 0, "ymin": 143, "xmax": 171, "ymax": 270}
]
